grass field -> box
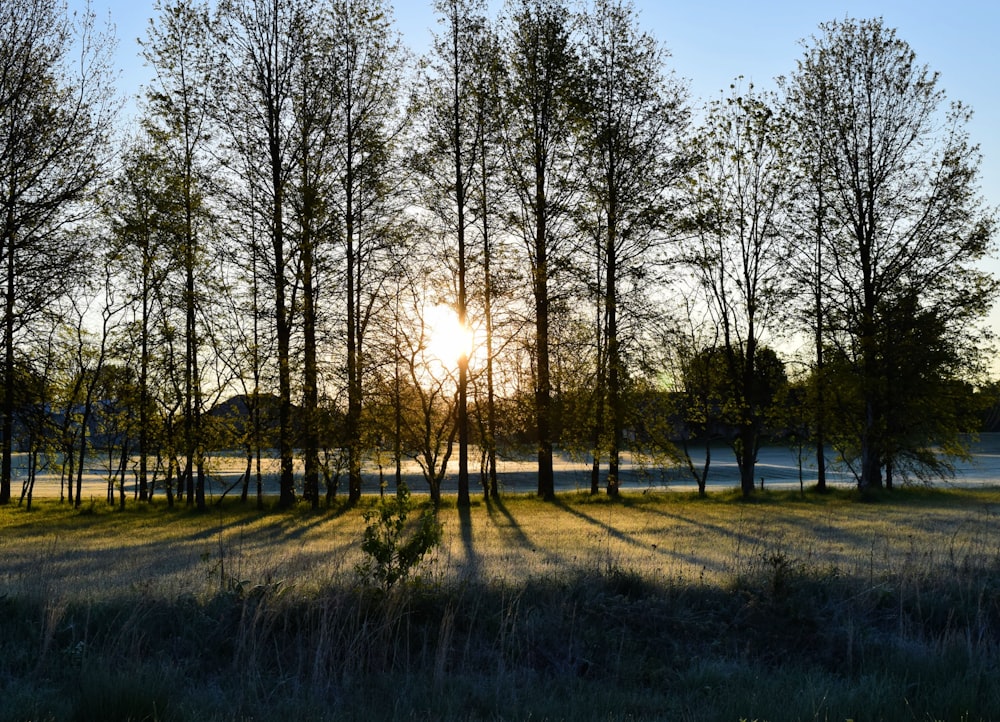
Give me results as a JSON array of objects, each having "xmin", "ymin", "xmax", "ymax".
[{"xmin": 2, "ymin": 486, "xmax": 1000, "ymax": 721}]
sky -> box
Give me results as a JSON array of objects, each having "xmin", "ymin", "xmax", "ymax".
[
  {"xmin": 91, "ymin": 0, "xmax": 999, "ymax": 196},
  {"xmin": 86, "ymin": 0, "xmax": 1000, "ymax": 327}
]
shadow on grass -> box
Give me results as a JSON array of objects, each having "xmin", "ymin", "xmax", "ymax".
[
  {"xmin": 456, "ymin": 504, "xmax": 481, "ymax": 579},
  {"xmin": 485, "ymin": 495, "xmax": 535, "ymax": 554},
  {"xmin": 551, "ymin": 496, "xmax": 646, "ymax": 551}
]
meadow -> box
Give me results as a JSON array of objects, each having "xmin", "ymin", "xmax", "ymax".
[{"xmin": 2, "ymin": 486, "xmax": 1000, "ymax": 721}]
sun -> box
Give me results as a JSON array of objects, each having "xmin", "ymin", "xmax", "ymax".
[{"xmin": 424, "ymin": 304, "xmax": 473, "ymax": 367}]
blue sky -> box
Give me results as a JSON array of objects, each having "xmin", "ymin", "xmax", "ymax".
[
  {"xmin": 89, "ymin": 0, "xmax": 1000, "ymax": 327},
  {"xmin": 93, "ymin": 0, "xmax": 998, "ymax": 202}
]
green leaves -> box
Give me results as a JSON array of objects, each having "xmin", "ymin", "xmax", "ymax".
[{"xmin": 356, "ymin": 483, "xmax": 443, "ymax": 590}]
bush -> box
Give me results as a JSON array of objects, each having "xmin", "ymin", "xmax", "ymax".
[{"xmin": 355, "ymin": 483, "xmax": 442, "ymax": 589}]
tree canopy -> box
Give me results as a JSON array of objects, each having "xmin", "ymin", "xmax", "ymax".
[{"xmin": 0, "ymin": 4, "xmax": 995, "ymax": 507}]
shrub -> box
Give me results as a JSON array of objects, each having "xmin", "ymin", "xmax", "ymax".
[{"xmin": 355, "ymin": 483, "xmax": 442, "ymax": 590}]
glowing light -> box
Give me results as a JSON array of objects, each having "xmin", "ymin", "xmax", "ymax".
[{"xmin": 424, "ymin": 305, "xmax": 473, "ymax": 367}]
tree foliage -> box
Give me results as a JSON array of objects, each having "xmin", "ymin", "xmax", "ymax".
[
  {"xmin": 0, "ymin": 0, "xmax": 117, "ymax": 503},
  {"xmin": 680, "ymin": 82, "xmax": 794, "ymax": 496},
  {"xmin": 783, "ymin": 17, "xmax": 997, "ymax": 490},
  {"xmin": 0, "ymin": 5, "xmax": 995, "ymax": 511},
  {"xmin": 575, "ymin": 0, "xmax": 688, "ymax": 496}
]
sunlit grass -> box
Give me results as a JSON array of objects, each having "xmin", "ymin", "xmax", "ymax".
[
  {"xmin": 4, "ymin": 486, "xmax": 1000, "ymax": 602},
  {"xmin": 4, "ymin": 487, "xmax": 1000, "ymax": 721}
]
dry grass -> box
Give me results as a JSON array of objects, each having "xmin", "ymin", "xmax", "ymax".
[
  {"xmin": 4, "ymin": 486, "xmax": 1000, "ymax": 721},
  {"xmin": 3, "ymin": 486, "xmax": 1000, "ymax": 601}
]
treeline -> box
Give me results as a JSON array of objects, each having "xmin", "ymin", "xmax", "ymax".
[{"xmin": 0, "ymin": 0, "xmax": 995, "ymax": 510}]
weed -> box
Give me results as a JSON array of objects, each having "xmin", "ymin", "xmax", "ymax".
[{"xmin": 355, "ymin": 483, "xmax": 442, "ymax": 590}]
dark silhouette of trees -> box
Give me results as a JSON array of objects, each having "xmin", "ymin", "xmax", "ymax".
[
  {"xmin": 0, "ymin": 0, "xmax": 117, "ymax": 504},
  {"xmin": 412, "ymin": 0, "xmax": 493, "ymax": 508},
  {"xmin": 106, "ymin": 139, "xmax": 177, "ymax": 503},
  {"xmin": 681, "ymin": 83, "xmax": 795, "ymax": 497},
  {"xmin": 784, "ymin": 18, "xmax": 996, "ymax": 490},
  {"xmin": 322, "ymin": 0, "xmax": 409, "ymax": 505},
  {"xmin": 673, "ymin": 345, "xmax": 786, "ymax": 495},
  {"xmin": 0, "ymin": 4, "xmax": 994, "ymax": 509},
  {"xmin": 576, "ymin": 0, "xmax": 688, "ymax": 496},
  {"xmin": 501, "ymin": 0, "xmax": 579, "ymax": 501},
  {"xmin": 141, "ymin": 0, "xmax": 218, "ymax": 510},
  {"xmin": 215, "ymin": 0, "xmax": 305, "ymax": 506}
]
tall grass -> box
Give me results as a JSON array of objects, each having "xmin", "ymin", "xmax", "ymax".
[{"xmin": 2, "ymin": 488, "xmax": 1000, "ymax": 720}]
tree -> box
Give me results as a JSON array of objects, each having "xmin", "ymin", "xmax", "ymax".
[
  {"xmin": 397, "ymin": 282, "xmax": 460, "ymax": 508},
  {"xmin": 409, "ymin": 0, "xmax": 494, "ymax": 508},
  {"xmin": 784, "ymin": 18, "xmax": 996, "ymax": 490},
  {"xmin": 105, "ymin": 138, "xmax": 180, "ymax": 503},
  {"xmin": 91, "ymin": 363, "xmax": 141, "ymax": 510},
  {"xmin": 11, "ymin": 342, "xmax": 57, "ymax": 510},
  {"xmin": 680, "ymin": 82, "xmax": 795, "ymax": 497},
  {"xmin": 321, "ymin": 0, "xmax": 409, "ymax": 505},
  {"xmin": 292, "ymin": 3, "xmax": 326, "ymax": 509},
  {"xmin": 673, "ymin": 344, "xmax": 786, "ymax": 495},
  {"xmin": 466, "ymin": 16, "xmax": 507, "ymax": 501},
  {"xmin": 822, "ymin": 291, "xmax": 985, "ymax": 488},
  {"xmin": 501, "ymin": 0, "xmax": 579, "ymax": 500},
  {"xmin": 65, "ymin": 261, "xmax": 126, "ymax": 509},
  {"xmin": 214, "ymin": 105, "xmax": 277, "ymax": 510},
  {"xmin": 783, "ymin": 58, "xmax": 833, "ymax": 493},
  {"xmin": 215, "ymin": 0, "xmax": 306, "ymax": 506},
  {"xmin": 0, "ymin": 0, "xmax": 117, "ymax": 504},
  {"xmin": 576, "ymin": 0, "xmax": 688, "ymax": 496},
  {"xmin": 665, "ymin": 326, "xmax": 725, "ymax": 496},
  {"xmin": 141, "ymin": 0, "xmax": 220, "ymax": 510}
]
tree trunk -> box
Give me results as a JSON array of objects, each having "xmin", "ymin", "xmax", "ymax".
[
  {"xmin": 272, "ymin": 148, "xmax": 296, "ymax": 507},
  {"xmin": 346, "ymin": 205, "xmax": 363, "ymax": 504},
  {"xmin": 451, "ymin": 17, "xmax": 471, "ymax": 510},
  {"xmin": 534, "ymin": 171, "xmax": 554, "ymax": 501},
  {"xmin": 138, "ymin": 269, "xmax": 150, "ymax": 502},
  {"xmin": 591, "ymin": 223, "xmax": 605, "ymax": 497},
  {"xmin": 605, "ymin": 179, "xmax": 621, "ymax": 498},
  {"xmin": 480, "ymin": 153, "xmax": 499, "ymax": 500},
  {"xmin": 301, "ymin": 186, "xmax": 320, "ymax": 510},
  {"xmin": 737, "ymin": 425, "xmax": 757, "ymax": 497},
  {"xmin": 0, "ymin": 225, "xmax": 15, "ymax": 505},
  {"xmin": 813, "ymin": 169, "xmax": 827, "ymax": 493}
]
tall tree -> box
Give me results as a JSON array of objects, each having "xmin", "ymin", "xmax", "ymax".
[
  {"xmin": 215, "ymin": 0, "xmax": 305, "ymax": 506},
  {"xmin": 291, "ymin": 1, "xmax": 329, "ymax": 509},
  {"xmin": 501, "ymin": 0, "xmax": 578, "ymax": 500},
  {"xmin": 141, "ymin": 0, "xmax": 217, "ymax": 509},
  {"xmin": 784, "ymin": 18, "xmax": 996, "ymax": 490},
  {"xmin": 783, "ymin": 63, "xmax": 832, "ymax": 492},
  {"xmin": 323, "ymin": 0, "xmax": 408, "ymax": 505},
  {"xmin": 214, "ymin": 200, "xmax": 273, "ymax": 509},
  {"xmin": 414, "ymin": 0, "xmax": 490, "ymax": 508},
  {"xmin": 576, "ymin": 0, "xmax": 688, "ymax": 496},
  {"xmin": 680, "ymin": 83, "xmax": 794, "ymax": 497},
  {"xmin": 0, "ymin": 0, "xmax": 117, "ymax": 504},
  {"xmin": 105, "ymin": 137, "xmax": 180, "ymax": 502},
  {"xmin": 470, "ymin": 22, "xmax": 512, "ymax": 501}
]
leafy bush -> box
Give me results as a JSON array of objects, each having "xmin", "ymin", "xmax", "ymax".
[{"xmin": 356, "ymin": 483, "xmax": 442, "ymax": 589}]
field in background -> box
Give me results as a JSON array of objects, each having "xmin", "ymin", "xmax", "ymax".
[{"xmin": 14, "ymin": 432, "xmax": 1000, "ymax": 502}]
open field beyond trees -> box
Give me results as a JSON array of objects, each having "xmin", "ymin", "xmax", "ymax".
[{"xmin": 3, "ymin": 487, "xmax": 1000, "ymax": 721}]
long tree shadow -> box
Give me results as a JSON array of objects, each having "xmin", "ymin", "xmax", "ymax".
[
  {"xmin": 457, "ymin": 504, "xmax": 481, "ymax": 579},
  {"xmin": 633, "ymin": 498, "xmax": 744, "ymax": 539},
  {"xmin": 485, "ymin": 496, "xmax": 535, "ymax": 554},
  {"xmin": 550, "ymin": 496, "xmax": 735, "ymax": 575},
  {"xmin": 550, "ymin": 496, "xmax": 649, "ymax": 551}
]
